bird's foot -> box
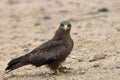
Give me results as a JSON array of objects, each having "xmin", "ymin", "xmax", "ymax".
[
  {"xmin": 59, "ymin": 64, "xmax": 63, "ymax": 68},
  {"xmin": 55, "ymin": 69, "xmax": 64, "ymax": 75},
  {"xmin": 59, "ymin": 66, "xmax": 73, "ymax": 73}
]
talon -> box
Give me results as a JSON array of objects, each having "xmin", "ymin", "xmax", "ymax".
[
  {"xmin": 59, "ymin": 64, "xmax": 63, "ymax": 68},
  {"xmin": 55, "ymin": 69, "xmax": 64, "ymax": 75},
  {"xmin": 59, "ymin": 64, "xmax": 66, "ymax": 69}
]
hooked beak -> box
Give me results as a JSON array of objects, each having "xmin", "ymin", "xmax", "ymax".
[{"xmin": 63, "ymin": 25, "xmax": 68, "ymax": 31}]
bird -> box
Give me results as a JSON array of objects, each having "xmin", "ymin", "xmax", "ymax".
[{"xmin": 5, "ymin": 21, "xmax": 74, "ymax": 75}]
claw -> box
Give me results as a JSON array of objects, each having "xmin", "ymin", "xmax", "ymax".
[
  {"xmin": 57, "ymin": 64, "xmax": 73, "ymax": 73},
  {"xmin": 59, "ymin": 64, "xmax": 63, "ymax": 68},
  {"xmin": 55, "ymin": 69, "xmax": 64, "ymax": 75},
  {"xmin": 59, "ymin": 64, "xmax": 66, "ymax": 69}
]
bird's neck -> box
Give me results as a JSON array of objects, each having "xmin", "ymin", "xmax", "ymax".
[
  {"xmin": 53, "ymin": 29, "xmax": 71, "ymax": 40},
  {"xmin": 52, "ymin": 30, "xmax": 73, "ymax": 49}
]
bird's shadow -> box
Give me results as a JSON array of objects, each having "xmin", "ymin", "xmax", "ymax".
[
  {"xmin": 8, "ymin": 72, "xmax": 55, "ymax": 78},
  {"xmin": 8, "ymin": 70, "xmax": 73, "ymax": 79},
  {"xmin": 5, "ymin": 68, "xmax": 73, "ymax": 79}
]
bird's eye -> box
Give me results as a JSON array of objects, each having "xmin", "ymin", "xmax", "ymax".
[
  {"xmin": 60, "ymin": 23, "xmax": 64, "ymax": 27},
  {"xmin": 68, "ymin": 24, "xmax": 71, "ymax": 27}
]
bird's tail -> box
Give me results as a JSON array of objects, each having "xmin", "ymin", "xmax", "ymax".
[{"xmin": 5, "ymin": 55, "xmax": 29, "ymax": 73}]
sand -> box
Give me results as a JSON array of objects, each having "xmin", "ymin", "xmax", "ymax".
[{"xmin": 0, "ymin": 0, "xmax": 120, "ymax": 80}]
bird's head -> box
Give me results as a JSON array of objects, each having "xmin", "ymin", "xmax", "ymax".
[
  {"xmin": 54, "ymin": 21, "xmax": 72, "ymax": 39},
  {"xmin": 59, "ymin": 21, "xmax": 72, "ymax": 32}
]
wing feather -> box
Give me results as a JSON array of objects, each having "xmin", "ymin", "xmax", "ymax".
[{"xmin": 28, "ymin": 40, "xmax": 67, "ymax": 66}]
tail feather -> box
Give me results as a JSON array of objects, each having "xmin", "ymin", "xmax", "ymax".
[
  {"xmin": 5, "ymin": 55, "xmax": 29, "ymax": 72},
  {"xmin": 8, "ymin": 56, "xmax": 23, "ymax": 66},
  {"xmin": 5, "ymin": 63, "xmax": 25, "ymax": 71}
]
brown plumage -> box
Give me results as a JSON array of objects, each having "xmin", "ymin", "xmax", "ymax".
[{"xmin": 5, "ymin": 21, "xmax": 74, "ymax": 74}]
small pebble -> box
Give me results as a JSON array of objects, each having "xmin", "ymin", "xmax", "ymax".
[
  {"xmin": 40, "ymin": 39, "xmax": 46, "ymax": 41},
  {"xmin": 70, "ymin": 55, "xmax": 76, "ymax": 59},
  {"xmin": 78, "ymin": 59, "xmax": 84, "ymax": 62},
  {"xmin": 11, "ymin": 35, "xmax": 19, "ymax": 40},
  {"xmin": 116, "ymin": 27, "xmax": 120, "ymax": 32},
  {"xmin": 116, "ymin": 64, "xmax": 120, "ymax": 69},
  {"xmin": 34, "ymin": 22, "xmax": 40, "ymax": 26},
  {"xmin": 7, "ymin": 0, "xmax": 21, "ymax": 4},
  {"xmin": 98, "ymin": 8, "xmax": 109, "ymax": 12},
  {"xmin": 11, "ymin": 25, "xmax": 17, "ymax": 29},
  {"xmin": 77, "ymin": 26, "xmax": 82, "ymax": 28},
  {"xmin": 43, "ymin": 16, "xmax": 51, "ymax": 20},
  {"xmin": 89, "ymin": 54, "xmax": 106, "ymax": 62},
  {"xmin": 24, "ymin": 48, "xmax": 29, "ymax": 52},
  {"xmin": 79, "ymin": 69, "xmax": 85, "ymax": 75},
  {"xmin": 34, "ymin": 38, "xmax": 39, "ymax": 41},
  {"xmin": 116, "ymin": 51, "xmax": 120, "ymax": 54},
  {"xmin": 93, "ymin": 63, "xmax": 100, "ymax": 68},
  {"xmin": 59, "ymin": 10, "xmax": 68, "ymax": 13},
  {"xmin": 27, "ymin": 43, "xmax": 32, "ymax": 46},
  {"xmin": 73, "ymin": 32, "xmax": 78, "ymax": 35},
  {"xmin": 45, "ymin": 73, "xmax": 50, "ymax": 77}
]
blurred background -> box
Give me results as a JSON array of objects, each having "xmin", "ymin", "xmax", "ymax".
[{"xmin": 0, "ymin": 0, "xmax": 120, "ymax": 80}]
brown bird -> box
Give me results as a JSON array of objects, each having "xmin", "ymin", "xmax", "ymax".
[{"xmin": 5, "ymin": 21, "xmax": 74, "ymax": 75}]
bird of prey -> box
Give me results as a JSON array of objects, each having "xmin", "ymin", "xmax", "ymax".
[{"xmin": 5, "ymin": 21, "xmax": 74, "ymax": 75}]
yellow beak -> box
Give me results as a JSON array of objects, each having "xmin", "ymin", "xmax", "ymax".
[{"xmin": 63, "ymin": 25, "xmax": 68, "ymax": 31}]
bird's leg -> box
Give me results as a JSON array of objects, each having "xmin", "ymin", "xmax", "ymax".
[
  {"xmin": 59, "ymin": 64, "xmax": 67, "ymax": 69},
  {"xmin": 59, "ymin": 64, "xmax": 64, "ymax": 68},
  {"xmin": 58, "ymin": 64, "xmax": 68, "ymax": 73},
  {"xmin": 55, "ymin": 69, "xmax": 64, "ymax": 75}
]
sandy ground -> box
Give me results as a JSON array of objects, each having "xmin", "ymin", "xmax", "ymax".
[{"xmin": 0, "ymin": 0, "xmax": 120, "ymax": 80}]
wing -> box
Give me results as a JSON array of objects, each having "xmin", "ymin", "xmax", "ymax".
[{"xmin": 28, "ymin": 40, "xmax": 67, "ymax": 66}]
